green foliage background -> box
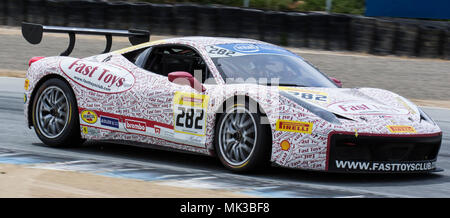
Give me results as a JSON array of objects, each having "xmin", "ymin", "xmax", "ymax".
[{"xmin": 138, "ymin": 0, "xmax": 366, "ymax": 14}]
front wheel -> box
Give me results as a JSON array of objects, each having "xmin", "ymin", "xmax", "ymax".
[
  {"xmin": 31, "ymin": 78, "xmax": 83, "ymax": 147},
  {"xmin": 214, "ymin": 102, "xmax": 271, "ymax": 172}
]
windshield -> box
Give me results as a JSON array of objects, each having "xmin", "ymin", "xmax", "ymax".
[{"xmin": 206, "ymin": 43, "xmax": 337, "ymax": 87}]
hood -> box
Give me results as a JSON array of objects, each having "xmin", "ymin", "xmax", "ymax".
[{"xmin": 279, "ymin": 86, "xmax": 419, "ymax": 121}]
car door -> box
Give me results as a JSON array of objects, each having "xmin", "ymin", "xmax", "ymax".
[{"xmin": 122, "ymin": 45, "xmax": 212, "ymax": 149}]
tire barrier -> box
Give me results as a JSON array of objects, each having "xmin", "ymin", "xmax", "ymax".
[
  {"xmin": 88, "ymin": 1, "xmax": 108, "ymax": 28},
  {"xmin": 0, "ymin": 0, "xmax": 7, "ymax": 25},
  {"xmin": 105, "ymin": 1, "xmax": 131, "ymax": 30},
  {"xmin": 393, "ymin": 22, "xmax": 419, "ymax": 57},
  {"xmin": 216, "ymin": 6, "xmax": 241, "ymax": 37},
  {"xmin": 372, "ymin": 19, "xmax": 396, "ymax": 55},
  {"xmin": 196, "ymin": 5, "xmax": 218, "ymax": 36},
  {"xmin": 262, "ymin": 11, "xmax": 287, "ymax": 45},
  {"xmin": 67, "ymin": 0, "xmax": 91, "ymax": 28},
  {"xmin": 328, "ymin": 14, "xmax": 351, "ymax": 51},
  {"xmin": 307, "ymin": 13, "xmax": 329, "ymax": 50},
  {"xmin": 129, "ymin": 2, "xmax": 152, "ymax": 30},
  {"xmin": 5, "ymin": 0, "xmax": 25, "ymax": 26},
  {"xmin": 349, "ymin": 16, "xmax": 376, "ymax": 53},
  {"xmin": 24, "ymin": 0, "xmax": 46, "ymax": 25},
  {"xmin": 238, "ymin": 8, "xmax": 264, "ymax": 40},
  {"xmin": 417, "ymin": 25, "xmax": 444, "ymax": 58},
  {"xmin": 149, "ymin": 3, "xmax": 174, "ymax": 35},
  {"xmin": 286, "ymin": 12, "xmax": 308, "ymax": 48},
  {"xmin": 46, "ymin": 0, "xmax": 67, "ymax": 26},
  {"xmin": 444, "ymin": 27, "xmax": 450, "ymax": 60},
  {"xmin": 173, "ymin": 3, "xmax": 199, "ymax": 36},
  {"xmin": 5, "ymin": 0, "xmax": 449, "ymax": 60}
]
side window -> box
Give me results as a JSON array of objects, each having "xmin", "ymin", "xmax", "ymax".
[
  {"xmin": 144, "ymin": 46, "xmax": 211, "ymax": 84},
  {"xmin": 122, "ymin": 47, "xmax": 149, "ymax": 64},
  {"xmin": 134, "ymin": 47, "xmax": 152, "ymax": 68}
]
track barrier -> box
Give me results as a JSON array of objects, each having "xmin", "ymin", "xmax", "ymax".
[{"xmin": 1, "ymin": 0, "xmax": 448, "ymax": 59}]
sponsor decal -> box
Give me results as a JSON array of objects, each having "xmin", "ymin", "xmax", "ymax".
[
  {"xmin": 173, "ymin": 92, "xmax": 210, "ymax": 136},
  {"xmin": 179, "ymin": 96, "xmax": 205, "ymax": 107},
  {"xmin": 81, "ymin": 110, "xmax": 98, "ymax": 124},
  {"xmin": 24, "ymin": 79, "xmax": 30, "ymax": 90},
  {"xmin": 280, "ymin": 140, "xmax": 291, "ymax": 151},
  {"xmin": 279, "ymin": 87, "xmax": 329, "ymax": 103},
  {"xmin": 59, "ymin": 58, "xmax": 135, "ymax": 93},
  {"xmin": 81, "ymin": 125, "xmax": 99, "ymax": 135},
  {"xmin": 125, "ymin": 119, "xmax": 146, "ymax": 132},
  {"xmin": 100, "ymin": 116, "xmax": 119, "ymax": 128},
  {"xmin": 386, "ymin": 125, "xmax": 416, "ymax": 133},
  {"xmin": 207, "ymin": 43, "xmax": 297, "ymax": 58},
  {"xmin": 233, "ymin": 44, "xmax": 260, "ymax": 53},
  {"xmin": 276, "ymin": 120, "xmax": 313, "ymax": 134},
  {"xmin": 328, "ymin": 101, "xmax": 408, "ymax": 115},
  {"xmin": 205, "ymin": 45, "xmax": 237, "ymax": 58},
  {"xmin": 334, "ymin": 160, "xmax": 436, "ymax": 172},
  {"xmin": 82, "ymin": 126, "xmax": 88, "ymax": 134},
  {"xmin": 338, "ymin": 103, "xmax": 370, "ymax": 112}
]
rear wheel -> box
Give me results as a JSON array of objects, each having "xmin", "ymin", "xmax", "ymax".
[
  {"xmin": 32, "ymin": 78, "xmax": 83, "ymax": 147},
  {"xmin": 214, "ymin": 101, "xmax": 271, "ymax": 172}
]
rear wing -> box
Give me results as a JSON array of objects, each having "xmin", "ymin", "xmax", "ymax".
[{"xmin": 22, "ymin": 22, "xmax": 150, "ymax": 56}]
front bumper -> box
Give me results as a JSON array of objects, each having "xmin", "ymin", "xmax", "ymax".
[{"xmin": 326, "ymin": 132, "xmax": 442, "ymax": 173}]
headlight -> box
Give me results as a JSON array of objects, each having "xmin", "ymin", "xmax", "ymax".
[{"xmin": 280, "ymin": 91, "xmax": 341, "ymax": 125}]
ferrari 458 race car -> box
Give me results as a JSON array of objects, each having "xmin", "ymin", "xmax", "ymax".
[{"xmin": 22, "ymin": 23, "xmax": 442, "ymax": 173}]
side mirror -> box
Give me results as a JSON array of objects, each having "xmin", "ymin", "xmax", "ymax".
[
  {"xmin": 330, "ymin": 77, "xmax": 342, "ymax": 88},
  {"xmin": 168, "ymin": 71, "xmax": 206, "ymax": 92}
]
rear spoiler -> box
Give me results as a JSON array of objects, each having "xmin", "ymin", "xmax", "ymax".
[{"xmin": 22, "ymin": 22, "xmax": 150, "ymax": 56}]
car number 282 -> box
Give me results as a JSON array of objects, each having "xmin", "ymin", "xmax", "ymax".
[
  {"xmin": 173, "ymin": 92, "xmax": 209, "ymax": 136},
  {"xmin": 175, "ymin": 106, "xmax": 204, "ymax": 130}
]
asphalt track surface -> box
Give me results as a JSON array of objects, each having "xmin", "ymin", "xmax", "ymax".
[{"xmin": 1, "ymin": 77, "xmax": 450, "ymax": 198}]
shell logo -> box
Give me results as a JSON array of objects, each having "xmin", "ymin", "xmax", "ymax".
[{"xmin": 280, "ymin": 140, "xmax": 291, "ymax": 151}]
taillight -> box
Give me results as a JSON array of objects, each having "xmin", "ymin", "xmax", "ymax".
[{"xmin": 28, "ymin": 56, "xmax": 45, "ymax": 67}]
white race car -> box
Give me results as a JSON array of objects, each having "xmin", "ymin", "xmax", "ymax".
[{"xmin": 23, "ymin": 23, "xmax": 442, "ymax": 173}]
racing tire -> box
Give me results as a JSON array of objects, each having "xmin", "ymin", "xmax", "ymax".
[
  {"xmin": 31, "ymin": 78, "xmax": 83, "ymax": 147},
  {"xmin": 214, "ymin": 100, "xmax": 271, "ymax": 172}
]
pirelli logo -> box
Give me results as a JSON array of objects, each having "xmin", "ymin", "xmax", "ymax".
[
  {"xmin": 386, "ymin": 125, "xmax": 416, "ymax": 133},
  {"xmin": 276, "ymin": 120, "xmax": 313, "ymax": 134}
]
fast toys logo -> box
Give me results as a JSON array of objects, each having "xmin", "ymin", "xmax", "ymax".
[
  {"xmin": 338, "ymin": 103, "xmax": 371, "ymax": 112},
  {"xmin": 60, "ymin": 58, "xmax": 135, "ymax": 93},
  {"xmin": 330, "ymin": 102, "xmax": 408, "ymax": 115}
]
